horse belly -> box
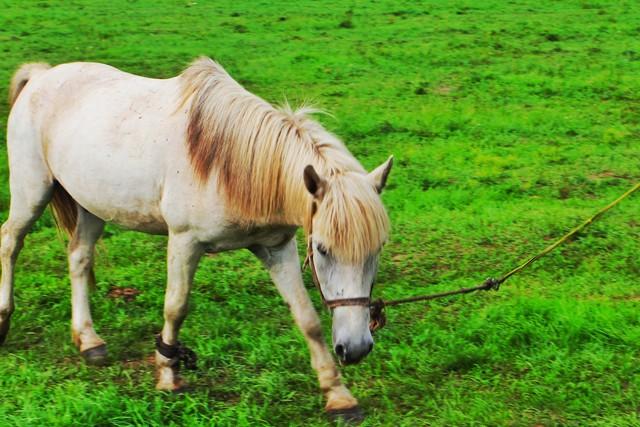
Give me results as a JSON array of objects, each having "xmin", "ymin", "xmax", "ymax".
[{"xmin": 51, "ymin": 139, "xmax": 169, "ymax": 233}]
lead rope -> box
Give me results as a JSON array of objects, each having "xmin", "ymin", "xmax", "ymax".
[{"xmin": 368, "ymin": 182, "xmax": 639, "ymax": 332}]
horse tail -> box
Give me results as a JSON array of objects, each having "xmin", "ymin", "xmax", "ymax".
[
  {"xmin": 9, "ymin": 62, "xmax": 51, "ymax": 106},
  {"xmin": 51, "ymin": 182, "xmax": 78, "ymax": 237}
]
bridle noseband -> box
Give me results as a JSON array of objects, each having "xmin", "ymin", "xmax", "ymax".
[{"xmin": 302, "ymin": 202, "xmax": 372, "ymax": 310}]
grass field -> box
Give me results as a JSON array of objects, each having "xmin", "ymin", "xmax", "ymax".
[{"xmin": 1, "ymin": 1, "xmax": 640, "ymax": 425}]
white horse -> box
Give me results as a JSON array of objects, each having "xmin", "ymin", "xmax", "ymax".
[{"xmin": 1, "ymin": 58, "xmax": 393, "ymax": 417}]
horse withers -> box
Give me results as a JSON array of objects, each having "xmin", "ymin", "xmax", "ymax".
[{"xmin": 1, "ymin": 58, "xmax": 393, "ymax": 417}]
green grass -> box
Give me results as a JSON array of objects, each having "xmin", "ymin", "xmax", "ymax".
[{"xmin": 1, "ymin": 0, "xmax": 640, "ymax": 425}]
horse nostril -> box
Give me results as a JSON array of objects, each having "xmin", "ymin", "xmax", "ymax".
[
  {"xmin": 367, "ymin": 342, "xmax": 373, "ymax": 354},
  {"xmin": 334, "ymin": 344, "xmax": 346, "ymax": 359}
]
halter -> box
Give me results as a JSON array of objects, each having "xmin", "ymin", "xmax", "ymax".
[{"xmin": 302, "ymin": 201, "xmax": 372, "ymax": 310}]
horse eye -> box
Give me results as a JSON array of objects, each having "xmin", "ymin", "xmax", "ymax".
[{"xmin": 317, "ymin": 244, "xmax": 328, "ymax": 256}]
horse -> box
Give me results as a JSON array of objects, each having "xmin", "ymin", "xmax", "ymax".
[{"xmin": 1, "ymin": 57, "xmax": 393, "ymax": 417}]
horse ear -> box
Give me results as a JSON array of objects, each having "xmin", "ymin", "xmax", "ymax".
[
  {"xmin": 303, "ymin": 165, "xmax": 326, "ymax": 199},
  {"xmin": 368, "ymin": 155, "xmax": 394, "ymax": 193}
]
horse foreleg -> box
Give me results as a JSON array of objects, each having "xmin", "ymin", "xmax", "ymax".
[
  {"xmin": 252, "ymin": 238, "xmax": 359, "ymax": 414},
  {"xmin": 68, "ymin": 207, "xmax": 106, "ymax": 364},
  {"xmin": 155, "ymin": 231, "xmax": 202, "ymax": 391}
]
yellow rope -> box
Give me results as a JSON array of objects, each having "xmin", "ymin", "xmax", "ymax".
[
  {"xmin": 370, "ymin": 182, "xmax": 640, "ymax": 331},
  {"xmin": 498, "ymin": 181, "xmax": 640, "ymax": 283}
]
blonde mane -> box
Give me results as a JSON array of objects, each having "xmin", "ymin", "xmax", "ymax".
[{"xmin": 181, "ymin": 57, "xmax": 389, "ymax": 261}]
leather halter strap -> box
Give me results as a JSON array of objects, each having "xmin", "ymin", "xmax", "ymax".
[{"xmin": 303, "ymin": 202, "xmax": 371, "ymax": 310}]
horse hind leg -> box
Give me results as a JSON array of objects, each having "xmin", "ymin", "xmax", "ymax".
[
  {"xmin": 67, "ymin": 206, "xmax": 107, "ymax": 364},
  {"xmin": 0, "ymin": 162, "xmax": 54, "ymax": 345}
]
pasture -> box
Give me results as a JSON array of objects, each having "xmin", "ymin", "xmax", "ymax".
[{"xmin": 1, "ymin": 1, "xmax": 639, "ymax": 425}]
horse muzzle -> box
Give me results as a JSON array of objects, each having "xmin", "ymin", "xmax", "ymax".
[
  {"xmin": 332, "ymin": 305, "xmax": 374, "ymax": 364},
  {"xmin": 334, "ymin": 339, "xmax": 374, "ymax": 365}
]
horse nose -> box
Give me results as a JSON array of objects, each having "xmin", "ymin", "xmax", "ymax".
[
  {"xmin": 334, "ymin": 340, "xmax": 374, "ymax": 365},
  {"xmin": 335, "ymin": 343, "xmax": 346, "ymax": 359}
]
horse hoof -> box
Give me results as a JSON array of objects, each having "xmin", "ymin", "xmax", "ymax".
[
  {"xmin": 156, "ymin": 377, "xmax": 190, "ymax": 393},
  {"xmin": 0, "ymin": 320, "xmax": 10, "ymax": 345},
  {"xmin": 81, "ymin": 343, "xmax": 108, "ymax": 366},
  {"xmin": 327, "ymin": 405, "xmax": 365, "ymax": 424},
  {"xmin": 171, "ymin": 383, "xmax": 191, "ymax": 394}
]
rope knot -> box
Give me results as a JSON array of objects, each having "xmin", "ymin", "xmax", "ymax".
[
  {"xmin": 369, "ymin": 299, "xmax": 387, "ymax": 332},
  {"xmin": 483, "ymin": 277, "xmax": 501, "ymax": 291}
]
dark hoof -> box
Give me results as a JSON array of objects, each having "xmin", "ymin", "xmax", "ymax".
[
  {"xmin": 171, "ymin": 383, "xmax": 192, "ymax": 394},
  {"xmin": 157, "ymin": 380, "xmax": 191, "ymax": 394},
  {"xmin": 327, "ymin": 406, "xmax": 365, "ymax": 424},
  {"xmin": 81, "ymin": 343, "xmax": 108, "ymax": 366},
  {"xmin": 0, "ymin": 319, "xmax": 10, "ymax": 345}
]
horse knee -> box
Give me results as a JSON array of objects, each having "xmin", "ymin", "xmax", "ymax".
[
  {"xmin": 0, "ymin": 225, "xmax": 20, "ymax": 259},
  {"xmin": 68, "ymin": 246, "xmax": 92, "ymax": 277},
  {"xmin": 0, "ymin": 241, "xmax": 12, "ymax": 260},
  {"xmin": 300, "ymin": 317, "xmax": 324, "ymax": 342}
]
